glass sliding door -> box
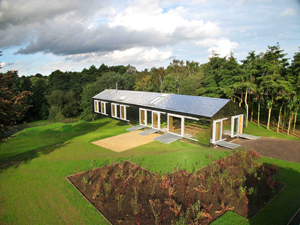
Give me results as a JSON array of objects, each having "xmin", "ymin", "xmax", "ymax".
[
  {"xmin": 147, "ymin": 111, "xmax": 152, "ymax": 127},
  {"xmin": 168, "ymin": 115, "xmax": 182, "ymax": 135},
  {"xmin": 238, "ymin": 117, "xmax": 242, "ymax": 133},
  {"xmin": 234, "ymin": 117, "xmax": 239, "ymax": 135},
  {"xmin": 231, "ymin": 115, "xmax": 243, "ymax": 136},
  {"xmin": 153, "ymin": 112, "xmax": 159, "ymax": 129},
  {"xmin": 215, "ymin": 121, "xmax": 221, "ymax": 141},
  {"xmin": 140, "ymin": 109, "xmax": 146, "ymax": 126}
]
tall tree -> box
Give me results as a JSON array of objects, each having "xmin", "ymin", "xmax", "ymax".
[
  {"xmin": 258, "ymin": 43, "xmax": 289, "ymax": 129},
  {"xmin": 240, "ymin": 51, "xmax": 261, "ymax": 127},
  {"xmin": 162, "ymin": 74, "xmax": 179, "ymax": 93},
  {"xmin": 0, "ymin": 71, "xmax": 32, "ymax": 134},
  {"xmin": 46, "ymin": 90, "xmax": 65, "ymax": 122},
  {"xmin": 134, "ymin": 69, "xmax": 153, "ymax": 91},
  {"xmin": 152, "ymin": 67, "xmax": 165, "ymax": 93},
  {"xmin": 180, "ymin": 74, "xmax": 203, "ymax": 96},
  {"xmin": 166, "ymin": 59, "xmax": 188, "ymax": 93},
  {"xmin": 80, "ymin": 82, "xmax": 102, "ymax": 121},
  {"xmin": 62, "ymin": 90, "xmax": 80, "ymax": 118},
  {"xmin": 200, "ymin": 51, "xmax": 227, "ymax": 97},
  {"xmin": 289, "ymin": 48, "xmax": 300, "ymax": 133}
]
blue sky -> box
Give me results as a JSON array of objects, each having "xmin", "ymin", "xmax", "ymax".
[{"xmin": 0, "ymin": 0, "xmax": 299, "ymax": 76}]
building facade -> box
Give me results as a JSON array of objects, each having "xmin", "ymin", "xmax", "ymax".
[{"xmin": 93, "ymin": 89, "xmax": 245, "ymax": 146}]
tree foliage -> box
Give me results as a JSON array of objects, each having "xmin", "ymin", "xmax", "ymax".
[{"xmin": 0, "ymin": 71, "xmax": 32, "ymax": 133}]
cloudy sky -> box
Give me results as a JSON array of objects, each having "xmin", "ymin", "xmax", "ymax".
[{"xmin": 0, "ymin": 0, "xmax": 299, "ymax": 76}]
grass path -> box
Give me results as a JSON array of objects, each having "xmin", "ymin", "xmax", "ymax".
[{"xmin": 0, "ymin": 118, "xmax": 299, "ymax": 224}]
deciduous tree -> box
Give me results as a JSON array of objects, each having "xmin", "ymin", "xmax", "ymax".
[{"xmin": 0, "ymin": 71, "xmax": 32, "ymax": 134}]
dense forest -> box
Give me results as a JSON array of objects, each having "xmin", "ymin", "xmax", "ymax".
[{"xmin": 1, "ymin": 43, "xmax": 300, "ymax": 136}]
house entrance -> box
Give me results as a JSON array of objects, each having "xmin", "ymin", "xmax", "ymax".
[
  {"xmin": 140, "ymin": 109, "xmax": 147, "ymax": 126},
  {"xmin": 231, "ymin": 114, "xmax": 243, "ymax": 137},
  {"xmin": 168, "ymin": 115, "xmax": 182, "ymax": 136},
  {"xmin": 215, "ymin": 121, "xmax": 221, "ymax": 141},
  {"xmin": 212, "ymin": 118, "xmax": 227, "ymax": 144},
  {"xmin": 152, "ymin": 112, "xmax": 159, "ymax": 129}
]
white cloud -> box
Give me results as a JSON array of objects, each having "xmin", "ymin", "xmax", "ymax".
[
  {"xmin": 66, "ymin": 47, "xmax": 173, "ymax": 66},
  {"xmin": 191, "ymin": 0, "xmax": 206, "ymax": 5},
  {"xmin": 195, "ymin": 38, "xmax": 217, "ymax": 47},
  {"xmin": 109, "ymin": 1, "xmax": 220, "ymax": 37},
  {"xmin": 195, "ymin": 37, "xmax": 239, "ymax": 57},
  {"xmin": 280, "ymin": 8, "xmax": 295, "ymax": 17},
  {"xmin": 2, "ymin": 0, "xmax": 221, "ymax": 56},
  {"xmin": 279, "ymin": 31, "xmax": 291, "ymax": 37},
  {"xmin": 2, "ymin": 48, "xmax": 173, "ymax": 75}
]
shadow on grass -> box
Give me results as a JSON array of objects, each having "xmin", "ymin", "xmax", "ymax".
[
  {"xmin": 115, "ymin": 120, "xmax": 129, "ymax": 126},
  {"xmin": 0, "ymin": 120, "xmax": 111, "ymax": 172},
  {"xmin": 249, "ymin": 166, "xmax": 300, "ymax": 225},
  {"xmin": 210, "ymin": 165, "xmax": 300, "ymax": 225},
  {"xmin": 0, "ymin": 142, "xmax": 67, "ymax": 172}
]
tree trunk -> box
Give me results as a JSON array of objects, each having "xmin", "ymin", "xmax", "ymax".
[
  {"xmin": 257, "ymin": 97, "xmax": 261, "ymax": 127},
  {"xmin": 239, "ymin": 92, "xmax": 244, "ymax": 107},
  {"xmin": 277, "ymin": 103, "xmax": 283, "ymax": 133},
  {"xmin": 287, "ymin": 111, "xmax": 294, "ymax": 135},
  {"xmin": 293, "ymin": 109, "xmax": 298, "ymax": 133},
  {"xmin": 263, "ymin": 97, "xmax": 267, "ymax": 123},
  {"xmin": 251, "ymin": 100, "xmax": 254, "ymax": 122},
  {"xmin": 266, "ymin": 96, "xmax": 274, "ymax": 130},
  {"xmin": 159, "ymin": 75, "xmax": 163, "ymax": 93},
  {"xmin": 282, "ymin": 106, "xmax": 287, "ymax": 131},
  {"xmin": 245, "ymin": 88, "xmax": 249, "ymax": 127}
]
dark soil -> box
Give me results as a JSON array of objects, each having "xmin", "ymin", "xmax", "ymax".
[
  {"xmin": 233, "ymin": 137, "xmax": 300, "ymax": 163},
  {"xmin": 68, "ymin": 151, "xmax": 284, "ymax": 225}
]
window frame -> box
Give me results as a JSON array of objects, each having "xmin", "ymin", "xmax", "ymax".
[
  {"xmin": 120, "ymin": 104, "xmax": 129, "ymax": 121},
  {"xmin": 111, "ymin": 103, "xmax": 119, "ymax": 118},
  {"xmin": 100, "ymin": 101, "xmax": 108, "ymax": 115},
  {"xmin": 94, "ymin": 100, "xmax": 100, "ymax": 113},
  {"xmin": 167, "ymin": 113, "xmax": 199, "ymax": 141}
]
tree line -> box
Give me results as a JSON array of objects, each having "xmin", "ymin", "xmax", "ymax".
[{"xmin": 1, "ymin": 43, "xmax": 299, "ymax": 135}]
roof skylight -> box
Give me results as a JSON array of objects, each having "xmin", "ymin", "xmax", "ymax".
[
  {"xmin": 118, "ymin": 96, "xmax": 127, "ymax": 101},
  {"xmin": 149, "ymin": 94, "xmax": 169, "ymax": 105}
]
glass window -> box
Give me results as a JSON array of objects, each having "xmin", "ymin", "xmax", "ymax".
[
  {"xmin": 101, "ymin": 102, "xmax": 107, "ymax": 115},
  {"xmin": 140, "ymin": 109, "xmax": 146, "ymax": 125},
  {"xmin": 94, "ymin": 100, "xmax": 99, "ymax": 112},
  {"xmin": 153, "ymin": 112, "xmax": 159, "ymax": 129},
  {"xmin": 101, "ymin": 102, "xmax": 104, "ymax": 114},
  {"xmin": 112, "ymin": 104, "xmax": 118, "ymax": 117},
  {"xmin": 120, "ymin": 105, "xmax": 127, "ymax": 120},
  {"xmin": 150, "ymin": 94, "xmax": 169, "ymax": 105}
]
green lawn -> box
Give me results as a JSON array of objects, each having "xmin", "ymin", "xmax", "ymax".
[
  {"xmin": 244, "ymin": 121, "xmax": 300, "ymax": 141},
  {"xmin": 0, "ymin": 118, "xmax": 299, "ymax": 224}
]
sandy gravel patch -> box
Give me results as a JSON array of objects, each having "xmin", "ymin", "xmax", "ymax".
[{"xmin": 92, "ymin": 130, "xmax": 160, "ymax": 152}]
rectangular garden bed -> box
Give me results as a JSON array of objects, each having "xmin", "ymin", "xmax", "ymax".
[{"xmin": 67, "ymin": 151, "xmax": 285, "ymax": 224}]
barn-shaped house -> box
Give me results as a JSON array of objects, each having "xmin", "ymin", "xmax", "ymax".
[{"xmin": 93, "ymin": 89, "xmax": 245, "ymax": 147}]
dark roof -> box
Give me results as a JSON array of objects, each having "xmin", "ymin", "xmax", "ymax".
[{"xmin": 93, "ymin": 89, "xmax": 230, "ymax": 118}]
